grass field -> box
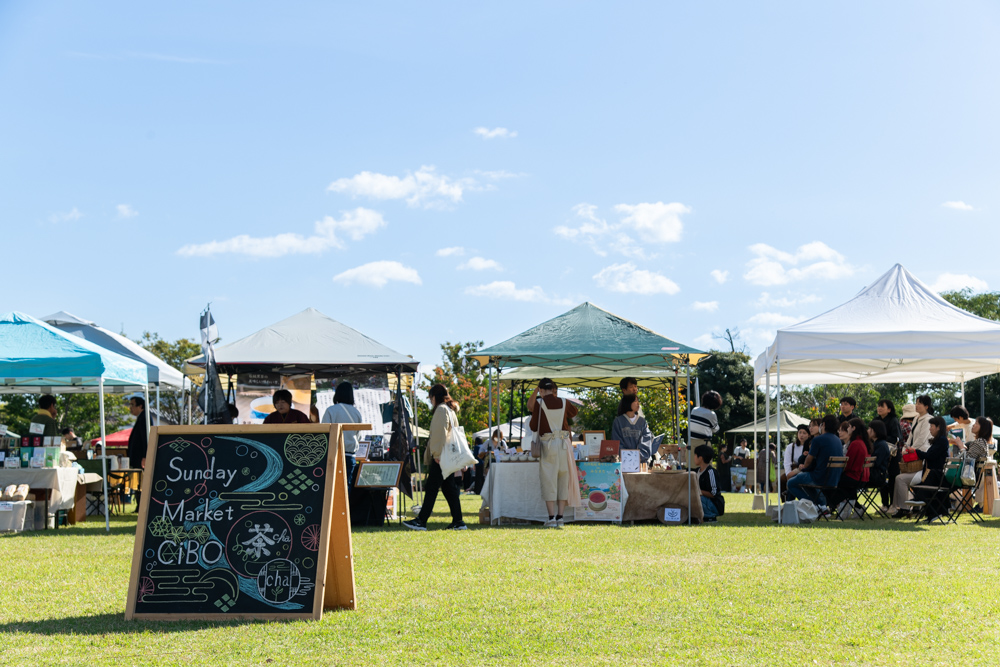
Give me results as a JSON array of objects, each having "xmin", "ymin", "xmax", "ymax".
[{"xmin": 2, "ymin": 493, "xmax": 999, "ymax": 666}]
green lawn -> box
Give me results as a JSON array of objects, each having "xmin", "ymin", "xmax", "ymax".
[{"xmin": 2, "ymin": 494, "xmax": 999, "ymax": 666}]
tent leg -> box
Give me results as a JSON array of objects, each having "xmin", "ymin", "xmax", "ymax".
[
  {"xmin": 686, "ymin": 360, "xmax": 692, "ymax": 526},
  {"xmin": 100, "ymin": 379, "xmax": 110, "ymax": 533},
  {"xmin": 776, "ymin": 357, "xmax": 782, "ymax": 523},
  {"xmin": 156, "ymin": 385, "xmax": 161, "ymax": 426},
  {"xmin": 764, "ymin": 371, "xmax": 771, "ymax": 508}
]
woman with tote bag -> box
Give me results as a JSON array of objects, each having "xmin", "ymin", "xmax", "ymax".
[{"xmin": 403, "ymin": 384, "xmax": 468, "ymax": 531}]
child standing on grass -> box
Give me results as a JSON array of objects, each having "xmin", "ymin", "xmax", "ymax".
[{"xmin": 694, "ymin": 444, "xmax": 723, "ymax": 523}]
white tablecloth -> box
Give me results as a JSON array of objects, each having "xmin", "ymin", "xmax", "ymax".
[
  {"xmin": 481, "ymin": 462, "xmax": 584, "ymax": 524},
  {"xmin": 0, "ymin": 468, "xmax": 78, "ymax": 511}
]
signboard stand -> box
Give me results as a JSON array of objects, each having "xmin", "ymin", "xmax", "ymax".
[{"xmin": 125, "ymin": 423, "xmax": 367, "ymax": 621}]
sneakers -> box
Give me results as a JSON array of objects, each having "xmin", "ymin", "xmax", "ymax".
[
  {"xmin": 402, "ymin": 519, "xmax": 427, "ymax": 531},
  {"xmin": 543, "ymin": 519, "xmax": 557, "ymax": 528},
  {"xmin": 446, "ymin": 522, "xmax": 468, "ymax": 531},
  {"xmin": 555, "ymin": 517, "xmax": 565, "ymax": 528}
]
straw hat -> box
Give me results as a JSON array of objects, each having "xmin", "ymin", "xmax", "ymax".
[{"xmin": 901, "ymin": 403, "xmax": 918, "ymax": 419}]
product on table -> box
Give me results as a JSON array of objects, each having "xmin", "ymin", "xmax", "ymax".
[
  {"xmin": 13, "ymin": 484, "xmax": 29, "ymax": 501},
  {"xmin": 1, "ymin": 484, "xmax": 15, "ymax": 500}
]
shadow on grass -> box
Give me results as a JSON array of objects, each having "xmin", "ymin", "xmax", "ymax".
[
  {"xmin": 0, "ymin": 612, "xmax": 295, "ymax": 636},
  {"xmin": 0, "ymin": 517, "xmax": 139, "ymax": 539}
]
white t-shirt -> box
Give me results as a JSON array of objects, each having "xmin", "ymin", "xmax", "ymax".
[{"xmin": 321, "ymin": 403, "xmax": 363, "ymax": 454}]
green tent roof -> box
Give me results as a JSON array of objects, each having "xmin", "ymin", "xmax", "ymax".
[{"xmin": 470, "ymin": 302, "xmax": 706, "ymax": 371}]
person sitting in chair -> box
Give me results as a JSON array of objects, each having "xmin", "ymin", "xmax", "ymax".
[{"xmin": 786, "ymin": 415, "xmax": 843, "ymax": 510}]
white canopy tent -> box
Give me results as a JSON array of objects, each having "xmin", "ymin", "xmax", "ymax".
[
  {"xmin": 42, "ymin": 311, "xmax": 186, "ymax": 427},
  {"xmin": 751, "ymin": 264, "xmax": 1000, "ymax": 520}
]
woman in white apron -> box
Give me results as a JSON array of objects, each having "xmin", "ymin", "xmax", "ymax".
[{"xmin": 529, "ymin": 378, "xmax": 580, "ymax": 528}]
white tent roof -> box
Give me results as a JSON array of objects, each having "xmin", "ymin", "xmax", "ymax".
[
  {"xmin": 186, "ymin": 308, "xmax": 418, "ymax": 376},
  {"xmin": 727, "ymin": 410, "xmax": 810, "ymax": 435},
  {"xmin": 754, "ymin": 264, "xmax": 1000, "ymax": 385},
  {"xmin": 42, "ymin": 311, "xmax": 185, "ymax": 389}
]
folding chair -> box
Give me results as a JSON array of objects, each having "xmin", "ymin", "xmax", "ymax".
[
  {"xmin": 854, "ymin": 457, "xmax": 884, "ymax": 520},
  {"xmin": 907, "ymin": 459, "xmax": 962, "ymax": 524},
  {"xmin": 945, "ymin": 459, "xmax": 985, "ymax": 524},
  {"xmin": 797, "ymin": 457, "xmax": 848, "ymax": 521}
]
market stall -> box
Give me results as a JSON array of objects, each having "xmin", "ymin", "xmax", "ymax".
[
  {"xmin": 0, "ymin": 312, "xmax": 149, "ymax": 531},
  {"xmin": 752, "ymin": 264, "xmax": 1000, "ymax": 520},
  {"xmin": 470, "ymin": 302, "xmax": 708, "ymax": 525}
]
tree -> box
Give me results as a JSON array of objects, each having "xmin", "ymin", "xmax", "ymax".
[
  {"xmin": 0, "ymin": 392, "xmax": 131, "ymax": 442},
  {"xmin": 574, "ymin": 385, "xmax": 680, "ymax": 441},
  {"xmin": 694, "ymin": 351, "xmax": 758, "ymax": 437},
  {"xmin": 136, "ymin": 332, "xmax": 204, "ymax": 425},
  {"xmin": 419, "ymin": 341, "xmax": 529, "ymax": 438},
  {"xmin": 942, "ymin": 289, "xmax": 1000, "ymax": 420}
]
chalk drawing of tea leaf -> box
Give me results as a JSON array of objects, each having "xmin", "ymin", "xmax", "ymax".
[{"xmin": 272, "ymin": 587, "xmax": 284, "ymax": 598}]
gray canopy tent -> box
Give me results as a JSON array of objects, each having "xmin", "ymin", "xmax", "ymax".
[
  {"xmin": 470, "ymin": 302, "xmax": 707, "ymax": 524},
  {"xmin": 0, "ymin": 312, "xmax": 149, "ymax": 532}
]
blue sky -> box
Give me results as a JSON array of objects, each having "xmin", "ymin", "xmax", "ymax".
[{"xmin": 2, "ymin": 2, "xmax": 998, "ymax": 373}]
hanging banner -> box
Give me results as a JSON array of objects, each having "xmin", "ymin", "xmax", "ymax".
[
  {"xmin": 235, "ymin": 373, "xmax": 281, "ymax": 424},
  {"xmin": 316, "ymin": 388, "xmax": 390, "ymax": 439}
]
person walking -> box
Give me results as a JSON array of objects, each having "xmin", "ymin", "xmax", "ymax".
[{"xmin": 403, "ymin": 384, "xmax": 467, "ymax": 531}]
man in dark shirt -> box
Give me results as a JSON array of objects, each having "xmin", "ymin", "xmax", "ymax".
[
  {"xmin": 838, "ymin": 396, "xmax": 857, "ymax": 424},
  {"xmin": 263, "ymin": 389, "xmax": 311, "ymax": 424},
  {"xmin": 694, "ymin": 444, "xmax": 723, "ymax": 523},
  {"xmin": 786, "ymin": 414, "xmax": 843, "ymax": 507},
  {"xmin": 127, "ymin": 396, "xmax": 149, "ymax": 513},
  {"xmin": 29, "ymin": 395, "xmax": 59, "ymax": 438}
]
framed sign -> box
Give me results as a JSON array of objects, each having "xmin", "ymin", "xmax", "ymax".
[
  {"xmin": 355, "ymin": 461, "xmax": 402, "ymax": 488},
  {"xmin": 354, "ymin": 440, "xmax": 370, "ymax": 461},
  {"xmin": 126, "ymin": 422, "xmax": 368, "ymax": 621},
  {"xmin": 620, "ymin": 449, "xmax": 641, "ymax": 473},
  {"xmin": 583, "ymin": 431, "xmax": 605, "ymax": 458}
]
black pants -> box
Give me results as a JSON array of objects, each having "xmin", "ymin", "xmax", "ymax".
[
  {"xmin": 827, "ymin": 475, "xmax": 864, "ymax": 510},
  {"xmin": 417, "ymin": 460, "xmax": 464, "ymax": 525},
  {"xmin": 885, "ymin": 456, "xmax": 901, "ymax": 506},
  {"xmin": 473, "ymin": 457, "xmax": 486, "ymax": 494}
]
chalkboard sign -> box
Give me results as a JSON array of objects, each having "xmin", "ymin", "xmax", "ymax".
[{"xmin": 126, "ymin": 424, "xmax": 362, "ymax": 621}]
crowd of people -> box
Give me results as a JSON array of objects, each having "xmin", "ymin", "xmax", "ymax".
[{"xmin": 775, "ymin": 396, "xmax": 996, "ymax": 521}]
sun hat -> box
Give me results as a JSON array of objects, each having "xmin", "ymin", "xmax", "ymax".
[{"xmin": 901, "ymin": 403, "xmax": 918, "ymax": 419}]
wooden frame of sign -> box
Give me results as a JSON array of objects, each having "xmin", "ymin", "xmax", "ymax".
[
  {"xmin": 354, "ymin": 461, "xmax": 403, "ymax": 488},
  {"xmin": 124, "ymin": 422, "xmax": 369, "ymax": 621}
]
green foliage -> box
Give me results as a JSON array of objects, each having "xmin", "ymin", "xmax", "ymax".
[
  {"xmin": 419, "ymin": 341, "xmax": 529, "ymax": 437},
  {"xmin": 575, "ymin": 385, "xmax": 680, "ymax": 440},
  {"xmin": 942, "ymin": 289, "xmax": 1000, "ymax": 420},
  {"xmin": 0, "ymin": 392, "xmax": 131, "ymax": 442},
  {"xmin": 136, "ymin": 332, "xmax": 203, "ymax": 425},
  {"xmin": 694, "ymin": 351, "xmax": 759, "ymax": 437}
]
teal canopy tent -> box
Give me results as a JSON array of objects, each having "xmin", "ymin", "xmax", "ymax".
[
  {"xmin": 470, "ymin": 303, "xmax": 707, "ymax": 525},
  {"xmin": 0, "ymin": 311, "xmax": 149, "ymax": 531}
]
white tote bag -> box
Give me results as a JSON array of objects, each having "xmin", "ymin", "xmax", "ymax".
[{"xmin": 439, "ymin": 410, "xmax": 476, "ymax": 477}]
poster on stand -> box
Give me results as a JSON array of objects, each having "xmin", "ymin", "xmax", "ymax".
[
  {"xmin": 574, "ymin": 462, "xmax": 626, "ymax": 523},
  {"xmin": 316, "ymin": 387, "xmax": 390, "ymax": 440},
  {"xmin": 236, "ymin": 373, "xmax": 312, "ymax": 424}
]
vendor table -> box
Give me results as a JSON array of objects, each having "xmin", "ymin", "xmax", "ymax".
[
  {"xmin": 0, "ymin": 468, "xmax": 78, "ymax": 528},
  {"xmin": 481, "ymin": 462, "xmax": 702, "ymax": 525}
]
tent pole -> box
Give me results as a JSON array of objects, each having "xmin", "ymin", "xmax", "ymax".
[
  {"xmin": 488, "ymin": 366, "xmax": 494, "ymax": 446},
  {"xmin": 156, "ymin": 385, "xmax": 161, "ymax": 426},
  {"xmin": 764, "ymin": 370, "xmax": 771, "ymax": 508},
  {"xmin": 961, "ymin": 374, "xmax": 966, "ymax": 408},
  {"xmin": 144, "ymin": 385, "xmax": 151, "ymax": 436},
  {"xmin": 776, "ymin": 357, "xmax": 782, "ymax": 524},
  {"xmin": 686, "ymin": 359, "xmax": 692, "ymax": 526},
  {"xmin": 753, "ymin": 385, "xmax": 758, "ymax": 496},
  {"xmin": 982, "ymin": 377, "xmax": 986, "ymax": 417},
  {"xmin": 673, "ymin": 370, "xmax": 680, "ymax": 449},
  {"xmin": 187, "ymin": 381, "xmax": 193, "ymax": 425},
  {"xmin": 100, "ymin": 378, "xmax": 110, "ymax": 533}
]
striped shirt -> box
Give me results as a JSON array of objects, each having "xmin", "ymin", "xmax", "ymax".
[{"xmin": 689, "ymin": 406, "xmax": 719, "ymax": 440}]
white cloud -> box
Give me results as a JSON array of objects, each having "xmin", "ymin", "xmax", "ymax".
[
  {"xmin": 49, "ymin": 207, "xmax": 82, "ymax": 223},
  {"xmin": 614, "ymin": 202, "xmax": 688, "ymax": 243},
  {"xmin": 474, "ymin": 127, "xmax": 517, "ymax": 140},
  {"xmin": 458, "ymin": 257, "xmax": 502, "ymax": 271},
  {"xmin": 436, "ymin": 246, "xmax": 466, "ymax": 257},
  {"xmin": 746, "ymin": 312, "xmax": 803, "ymax": 328},
  {"xmin": 116, "ymin": 204, "xmax": 138, "ymax": 219},
  {"xmin": 464, "ymin": 281, "xmax": 571, "ymax": 305},
  {"xmin": 755, "ymin": 292, "xmax": 821, "ymax": 308},
  {"xmin": 693, "ymin": 333, "xmax": 717, "ymax": 350},
  {"xmin": 333, "ymin": 260, "xmax": 421, "ymax": 288},
  {"xmin": 710, "ymin": 269, "xmax": 729, "ymax": 284},
  {"xmin": 743, "ymin": 241, "xmax": 855, "ymax": 286},
  {"xmin": 692, "ymin": 301, "xmax": 719, "ymax": 312},
  {"xmin": 327, "ymin": 166, "xmax": 489, "ymax": 208},
  {"xmin": 943, "ymin": 201, "xmax": 974, "ymax": 211},
  {"xmin": 592, "ymin": 263, "xmax": 681, "ymax": 295},
  {"xmin": 556, "ymin": 202, "xmax": 690, "ymax": 258},
  {"xmin": 930, "ymin": 273, "xmax": 988, "ymax": 293},
  {"xmin": 177, "ymin": 208, "xmax": 385, "ymax": 258}
]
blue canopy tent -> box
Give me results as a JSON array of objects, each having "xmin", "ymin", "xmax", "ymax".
[{"xmin": 0, "ymin": 312, "xmax": 149, "ymax": 531}]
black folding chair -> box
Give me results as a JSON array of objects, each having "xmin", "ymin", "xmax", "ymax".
[
  {"xmin": 945, "ymin": 459, "xmax": 984, "ymax": 524},
  {"xmin": 853, "ymin": 457, "xmax": 884, "ymax": 520},
  {"xmin": 797, "ymin": 457, "xmax": 848, "ymax": 521},
  {"xmin": 907, "ymin": 460, "xmax": 962, "ymax": 524}
]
